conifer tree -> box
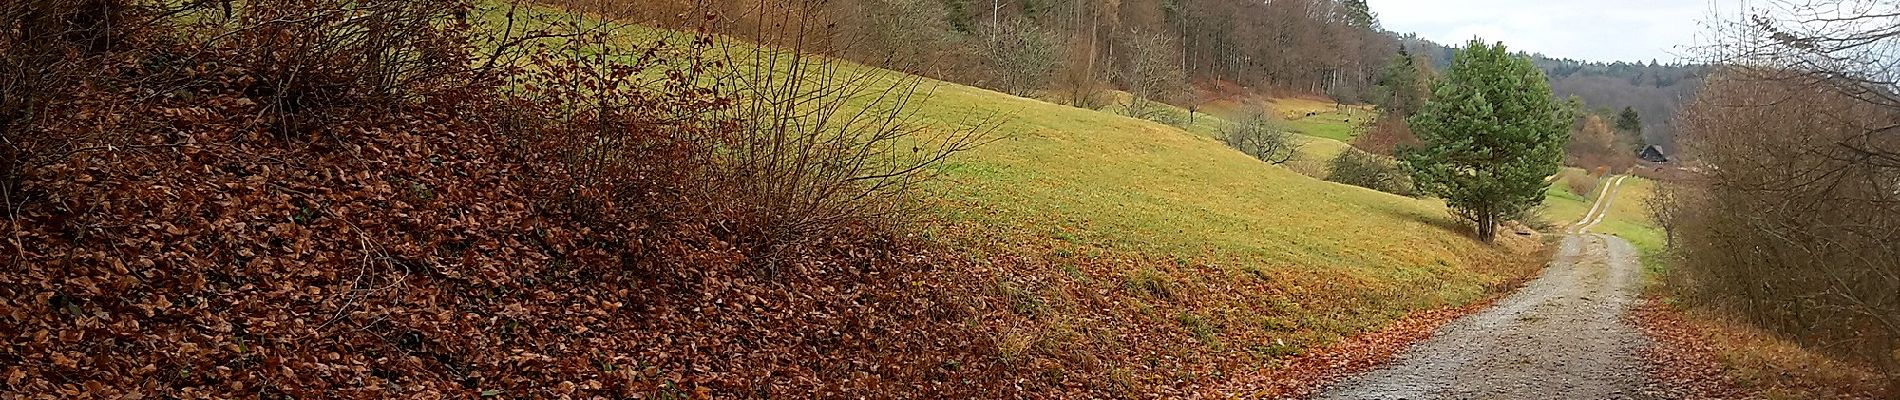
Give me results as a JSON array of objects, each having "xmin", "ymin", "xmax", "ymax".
[{"xmin": 1403, "ymin": 40, "xmax": 1571, "ymax": 243}]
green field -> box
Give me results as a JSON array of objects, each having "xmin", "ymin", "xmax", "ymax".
[
  {"xmin": 1270, "ymin": 97, "xmax": 1377, "ymax": 142},
  {"xmin": 1539, "ymin": 167, "xmax": 1599, "ymax": 228},
  {"xmin": 900, "ymin": 80, "xmax": 1525, "ymax": 280},
  {"xmin": 1593, "ymin": 178, "xmax": 1666, "ymax": 266},
  {"xmin": 469, "ymin": 4, "xmax": 1513, "ymax": 277}
]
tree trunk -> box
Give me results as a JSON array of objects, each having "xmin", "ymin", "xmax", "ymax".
[{"xmin": 1478, "ymin": 213, "xmax": 1497, "ymax": 243}]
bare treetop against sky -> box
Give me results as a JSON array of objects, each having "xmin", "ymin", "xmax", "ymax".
[{"xmin": 1368, "ymin": 0, "xmax": 1742, "ymax": 63}]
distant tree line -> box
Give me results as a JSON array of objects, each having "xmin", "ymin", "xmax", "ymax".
[
  {"xmin": 593, "ymin": 0, "xmax": 1400, "ymax": 110},
  {"xmin": 1401, "ymin": 36, "xmax": 1707, "ymax": 153}
]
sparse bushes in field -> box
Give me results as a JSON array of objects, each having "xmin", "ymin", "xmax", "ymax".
[
  {"xmin": 1222, "ymin": 112, "xmax": 1299, "ymax": 165},
  {"xmin": 1326, "ymin": 148, "xmax": 1415, "ymax": 197}
]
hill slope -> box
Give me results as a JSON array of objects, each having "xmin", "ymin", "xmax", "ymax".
[
  {"xmin": 474, "ymin": 7, "xmax": 1540, "ymax": 388},
  {"xmin": 861, "ymin": 34, "xmax": 1549, "ymax": 392},
  {"xmin": 547, "ymin": 9, "xmax": 1551, "ymax": 392}
]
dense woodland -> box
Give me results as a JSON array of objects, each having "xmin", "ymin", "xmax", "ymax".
[
  {"xmin": 614, "ymin": 0, "xmax": 1696, "ymax": 155},
  {"xmin": 611, "ymin": 0, "xmax": 1393, "ymax": 104}
]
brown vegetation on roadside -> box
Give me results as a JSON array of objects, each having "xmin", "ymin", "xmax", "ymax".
[
  {"xmin": 1634, "ymin": 299, "xmax": 1890, "ymax": 399},
  {"xmin": 1659, "ymin": 68, "xmax": 1900, "ymax": 393},
  {"xmin": 0, "ymin": 1, "xmax": 1017, "ymax": 397},
  {"xmin": 1565, "ymin": 114, "xmax": 1637, "ymax": 173},
  {"xmin": 1647, "ymin": 4, "xmax": 1900, "ymax": 393}
]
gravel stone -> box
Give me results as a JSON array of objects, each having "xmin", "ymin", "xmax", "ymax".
[{"xmin": 1314, "ymin": 234, "xmax": 1656, "ymax": 400}]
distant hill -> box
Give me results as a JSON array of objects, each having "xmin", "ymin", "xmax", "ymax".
[{"xmin": 1401, "ymin": 37, "xmax": 1706, "ymax": 153}]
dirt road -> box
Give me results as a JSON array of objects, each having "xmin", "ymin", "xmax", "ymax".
[
  {"xmin": 1312, "ymin": 234, "xmax": 1654, "ymax": 399},
  {"xmin": 1313, "ymin": 176, "xmax": 1660, "ymax": 399},
  {"xmin": 1569, "ymin": 175, "xmax": 1629, "ymax": 235}
]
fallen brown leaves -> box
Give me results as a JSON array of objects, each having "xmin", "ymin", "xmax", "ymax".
[
  {"xmin": 0, "ymin": 14, "xmax": 1012, "ymax": 398},
  {"xmin": 1629, "ymin": 298, "xmax": 1749, "ymax": 400},
  {"xmin": 1631, "ymin": 297, "xmax": 1893, "ymax": 400}
]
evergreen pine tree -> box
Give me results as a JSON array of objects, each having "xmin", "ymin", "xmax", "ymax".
[
  {"xmin": 1615, "ymin": 106, "xmax": 1645, "ymax": 151},
  {"xmin": 1402, "ymin": 40, "xmax": 1572, "ymax": 243}
]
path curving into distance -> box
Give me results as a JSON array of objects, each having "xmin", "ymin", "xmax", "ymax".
[
  {"xmin": 1568, "ymin": 175, "xmax": 1629, "ymax": 234},
  {"xmin": 1314, "ymin": 175, "xmax": 1661, "ymax": 400}
]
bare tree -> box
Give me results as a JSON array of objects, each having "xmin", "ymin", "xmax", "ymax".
[
  {"xmin": 982, "ymin": 16, "xmax": 1062, "ymax": 97},
  {"xmin": 1117, "ymin": 30, "xmax": 1185, "ymax": 120},
  {"xmin": 1222, "ymin": 111, "xmax": 1299, "ymax": 165}
]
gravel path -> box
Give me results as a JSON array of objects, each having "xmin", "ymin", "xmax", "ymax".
[{"xmin": 1312, "ymin": 234, "xmax": 1655, "ymax": 400}]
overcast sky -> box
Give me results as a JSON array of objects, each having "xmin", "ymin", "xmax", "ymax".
[{"xmin": 1366, "ymin": 0, "xmax": 1744, "ymax": 63}]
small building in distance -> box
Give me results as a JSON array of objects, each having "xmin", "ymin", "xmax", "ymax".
[{"xmin": 1638, "ymin": 145, "xmax": 1670, "ymax": 163}]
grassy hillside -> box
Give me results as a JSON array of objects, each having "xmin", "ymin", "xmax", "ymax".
[
  {"xmin": 864, "ymin": 38, "xmax": 1546, "ymax": 386},
  {"xmin": 905, "ymin": 75, "xmax": 1544, "ymax": 390},
  {"xmin": 1594, "ymin": 178, "xmax": 1665, "ymax": 258},
  {"xmin": 917, "ymin": 88, "xmax": 1515, "ymax": 277},
  {"xmin": 471, "ymin": 5, "xmax": 1547, "ymax": 392}
]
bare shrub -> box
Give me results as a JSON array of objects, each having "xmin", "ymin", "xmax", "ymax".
[
  {"xmin": 1563, "ymin": 171, "xmax": 1599, "ymax": 197},
  {"xmin": 1116, "ymin": 31, "xmax": 1185, "ymax": 120},
  {"xmin": 1326, "ymin": 148, "xmax": 1415, "ymax": 197},
  {"xmin": 1222, "ymin": 112, "xmax": 1299, "ymax": 165},
  {"xmin": 2, "ymin": 0, "xmax": 138, "ymax": 216},
  {"xmin": 1056, "ymin": 23, "xmax": 1109, "ymax": 110},
  {"xmin": 168, "ymin": 0, "xmax": 479, "ymax": 136},
  {"xmin": 1667, "ymin": 67, "xmax": 1900, "ymax": 385},
  {"xmin": 706, "ymin": 2, "xmax": 992, "ymax": 259},
  {"xmin": 510, "ymin": 1, "xmax": 993, "ymax": 264},
  {"xmin": 500, "ymin": 30, "xmax": 724, "ymax": 234},
  {"xmin": 1677, "ymin": 2, "xmax": 1900, "ymax": 389},
  {"xmin": 1352, "ymin": 115, "xmax": 1420, "ymax": 156},
  {"xmin": 981, "ymin": 16, "xmax": 1061, "ymax": 97}
]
